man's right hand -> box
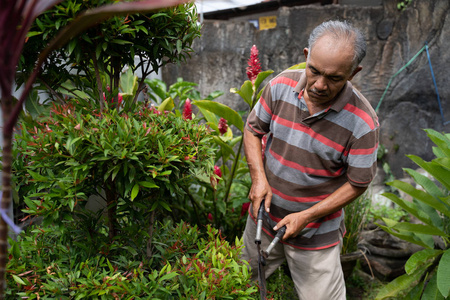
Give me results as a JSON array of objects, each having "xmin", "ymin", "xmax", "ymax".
[{"xmin": 249, "ymin": 179, "xmax": 272, "ymax": 218}]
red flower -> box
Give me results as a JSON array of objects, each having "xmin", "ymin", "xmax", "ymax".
[
  {"xmin": 246, "ymin": 45, "xmax": 262, "ymax": 84},
  {"xmin": 218, "ymin": 117, "xmax": 228, "ymax": 135},
  {"xmin": 214, "ymin": 165, "xmax": 222, "ymax": 178},
  {"xmin": 207, "ymin": 213, "xmax": 213, "ymax": 222},
  {"xmin": 183, "ymin": 99, "xmax": 193, "ymax": 120},
  {"xmin": 210, "ymin": 165, "xmax": 222, "ymax": 189},
  {"xmin": 240, "ymin": 202, "xmax": 251, "ymax": 217}
]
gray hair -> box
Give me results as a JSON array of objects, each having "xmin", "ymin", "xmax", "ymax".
[{"xmin": 308, "ymin": 20, "xmax": 366, "ymax": 70}]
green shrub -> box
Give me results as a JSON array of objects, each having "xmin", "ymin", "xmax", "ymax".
[
  {"xmin": 13, "ymin": 99, "xmax": 215, "ymax": 252},
  {"xmin": 7, "ymin": 221, "xmax": 257, "ymax": 299}
]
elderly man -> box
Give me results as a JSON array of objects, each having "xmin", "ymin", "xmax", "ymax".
[{"xmin": 242, "ymin": 20, "xmax": 379, "ymax": 299}]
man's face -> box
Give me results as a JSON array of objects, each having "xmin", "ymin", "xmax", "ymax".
[{"xmin": 303, "ymin": 35, "xmax": 361, "ymax": 105}]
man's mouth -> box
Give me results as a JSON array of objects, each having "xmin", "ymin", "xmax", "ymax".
[{"xmin": 310, "ymin": 90, "xmax": 327, "ymax": 99}]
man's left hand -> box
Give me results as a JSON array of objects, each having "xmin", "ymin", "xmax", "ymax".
[{"xmin": 273, "ymin": 212, "xmax": 309, "ymax": 240}]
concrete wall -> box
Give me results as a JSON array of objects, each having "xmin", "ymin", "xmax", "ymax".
[{"xmin": 163, "ymin": 0, "xmax": 450, "ymax": 178}]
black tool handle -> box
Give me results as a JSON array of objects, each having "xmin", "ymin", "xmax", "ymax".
[
  {"xmin": 264, "ymin": 225, "xmax": 286, "ymax": 257},
  {"xmin": 255, "ymin": 200, "xmax": 265, "ymax": 244}
]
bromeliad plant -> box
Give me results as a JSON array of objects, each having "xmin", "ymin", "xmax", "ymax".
[{"xmin": 375, "ymin": 129, "xmax": 450, "ymax": 300}]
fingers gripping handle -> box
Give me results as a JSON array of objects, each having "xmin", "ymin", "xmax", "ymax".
[{"xmin": 255, "ymin": 200, "xmax": 265, "ymax": 244}]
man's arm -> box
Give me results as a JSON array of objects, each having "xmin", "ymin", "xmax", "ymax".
[
  {"xmin": 243, "ymin": 128, "xmax": 272, "ymax": 218},
  {"xmin": 274, "ymin": 182, "xmax": 367, "ymax": 240}
]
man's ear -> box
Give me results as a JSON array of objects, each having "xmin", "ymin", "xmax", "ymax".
[
  {"xmin": 303, "ymin": 48, "xmax": 309, "ymax": 61},
  {"xmin": 348, "ymin": 66, "xmax": 362, "ymax": 81}
]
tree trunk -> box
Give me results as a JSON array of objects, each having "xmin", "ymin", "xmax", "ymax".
[
  {"xmin": 105, "ymin": 184, "xmax": 117, "ymax": 243},
  {"xmin": 0, "ymin": 95, "xmax": 14, "ymax": 299}
]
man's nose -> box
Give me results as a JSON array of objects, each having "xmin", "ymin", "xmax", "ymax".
[{"xmin": 314, "ymin": 77, "xmax": 328, "ymax": 91}]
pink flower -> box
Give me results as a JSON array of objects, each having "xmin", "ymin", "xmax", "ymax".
[
  {"xmin": 207, "ymin": 213, "xmax": 213, "ymax": 222},
  {"xmin": 246, "ymin": 45, "xmax": 262, "ymax": 84},
  {"xmin": 183, "ymin": 99, "xmax": 193, "ymax": 120},
  {"xmin": 210, "ymin": 165, "xmax": 222, "ymax": 189},
  {"xmin": 218, "ymin": 117, "xmax": 228, "ymax": 135}
]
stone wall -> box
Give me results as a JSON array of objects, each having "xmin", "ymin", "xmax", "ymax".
[{"xmin": 163, "ymin": 0, "xmax": 450, "ymax": 178}]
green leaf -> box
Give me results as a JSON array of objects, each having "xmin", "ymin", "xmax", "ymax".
[
  {"xmin": 12, "ymin": 275, "xmax": 26, "ymax": 285},
  {"xmin": 388, "ymin": 180, "xmax": 450, "ymax": 219},
  {"xmin": 176, "ymin": 39, "xmax": 182, "ymax": 53},
  {"xmin": 254, "ymin": 70, "xmax": 274, "ymax": 92},
  {"xmin": 131, "ymin": 184, "xmax": 139, "ymax": 201},
  {"xmin": 11, "ymin": 241, "xmax": 21, "ymax": 260},
  {"xmin": 376, "ymin": 220, "xmax": 434, "ymax": 249},
  {"xmin": 159, "ymin": 271, "xmax": 179, "ymax": 282},
  {"xmin": 119, "ymin": 68, "xmax": 138, "ymax": 95},
  {"xmin": 375, "ymin": 270, "xmax": 422, "ymax": 300},
  {"xmin": 425, "ymin": 129, "xmax": 450, "ymax": 158},
  {"xmin": 138, "ymin": 181, "xmax": 159, "ymax": 189},
  {"xmin": 192, "ymin": 100, "xmax": 244, "ymax": 132},
  {"xmin": 286, "ymin": 62, "xmax": 307, "ymax": 70},
  {"xmin": 111, "ymin": 39, "xmax": 133, "ymax": 45},
  {"xmin": 407, "ymin": 155, "xmax": 450, "ymax": 191},
  {"xmin": 28, "ymin": 170, "xmax": 48, "ymax": 181},
  {"xmin": 158, "ymin": 97, "xmax": 174, "ymax": 112},
  {"xmin": 230, "ymin": 80, "xmax": 253, "ymax": 108},
  {"xmin": 405, "ymin": 249, "xmax": 442, "ymax": 275},
  {"xmin": 391, "ymin": 221, "xmax": 447, "ymax": 237},
  {"xmin": 437, "ymin": 249, "xmax": 450, "ymax": 297},
  {"xmin": 422, "ymin": 273, "xmax": 446, "ymax": 300},
  {"xmin": 381, "ymin": 192, "xmax": 434, "ymax": 226},
  {"xmin": 212, "ymin": 136, "xmax": 235, "ymax": 158},
  {"xmin": 404, "ymin": 168, "xmax": 445, "ymax": 199},
  {"xmin": 158, "ymin": 200, "xmax": 172, "ymax": 212}
]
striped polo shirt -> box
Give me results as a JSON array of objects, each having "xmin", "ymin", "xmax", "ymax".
[{"xmin": 246, "ymin": 69, "xmax": 379, "ymax": 250}]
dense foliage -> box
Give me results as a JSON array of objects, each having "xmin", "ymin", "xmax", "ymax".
[
  {"xmin": 7, "ymin": 221, "xmax": 256, "ymax": 298},
  {"xmin": 376, "ymin": 129, "xmax": 450, "ymax": 299},
  {"xmin": 18, "ymin": 0, "xmax": 200, "ymax": 110}
]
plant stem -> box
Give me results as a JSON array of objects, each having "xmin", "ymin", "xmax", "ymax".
[
  {"xmin": 146, "ymin": 209, "xmax": 156, "ymax": 258},
  {"xmin": 223, "ymin": 136, "xmax": 243, "ymax": 203}
]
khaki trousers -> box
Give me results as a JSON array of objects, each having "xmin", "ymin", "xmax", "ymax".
[{"xmin": 241, "ymin": 215, "xmax": 346, "ymax": 300}]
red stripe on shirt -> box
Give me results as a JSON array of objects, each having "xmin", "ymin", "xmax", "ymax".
[
  {"xmin": 271, "ymin": 76, "xmax": 298, "ymax": 88},
  {"xmin": 246, "ymin": 122, "xmax": 266, "ymax": 136},
  {"xmin": 270, "ymin": 148, "xmax": 345, "ymax": 177},
  {"xmin": 349, "ymin": 143, "xmax": 378, "ymax": 156},
  {"xmin": 272, "ymin": 186, "xmax": 330, "ymax": 203},
  {"xmin": 259, "ymin": 95, "xmax": 272, "ymax": 115},
  {"xmin": 343, "ymin": 103, "xmax": 375, "ymax": 130},
  {"xmin": 272, "ymin": 115, "xmax": 346, "ymax": 152}
]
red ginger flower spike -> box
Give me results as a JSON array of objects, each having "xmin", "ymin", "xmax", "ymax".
[
  {"xmin": 218, "ymin": 117, "xmax": 228, "ymax": 135},
  {"xmin": 246, "ymin": 45, "xmax": 262, "ymax": 84},
  {"xmin": 183, "ymin": 98, "xmax": 193, "ymax": 120}
]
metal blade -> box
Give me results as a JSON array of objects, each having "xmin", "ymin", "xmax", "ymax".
[{"xmin": 257, "ymin": 243, "xmax": 267, "ymax": 299}]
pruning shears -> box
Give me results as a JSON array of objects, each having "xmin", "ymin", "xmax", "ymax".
[{"xmin": 255, "ymin": 200, "xmax": 286, "ymax": 300}]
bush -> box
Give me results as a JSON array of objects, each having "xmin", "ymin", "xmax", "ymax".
[
  {"xmin": 12, "ymin": 99, "xmax": 215, "ymax": 253},
  {"xmin": 7, "ymin": 221, "xmax": 257, "ymax": 299}
]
